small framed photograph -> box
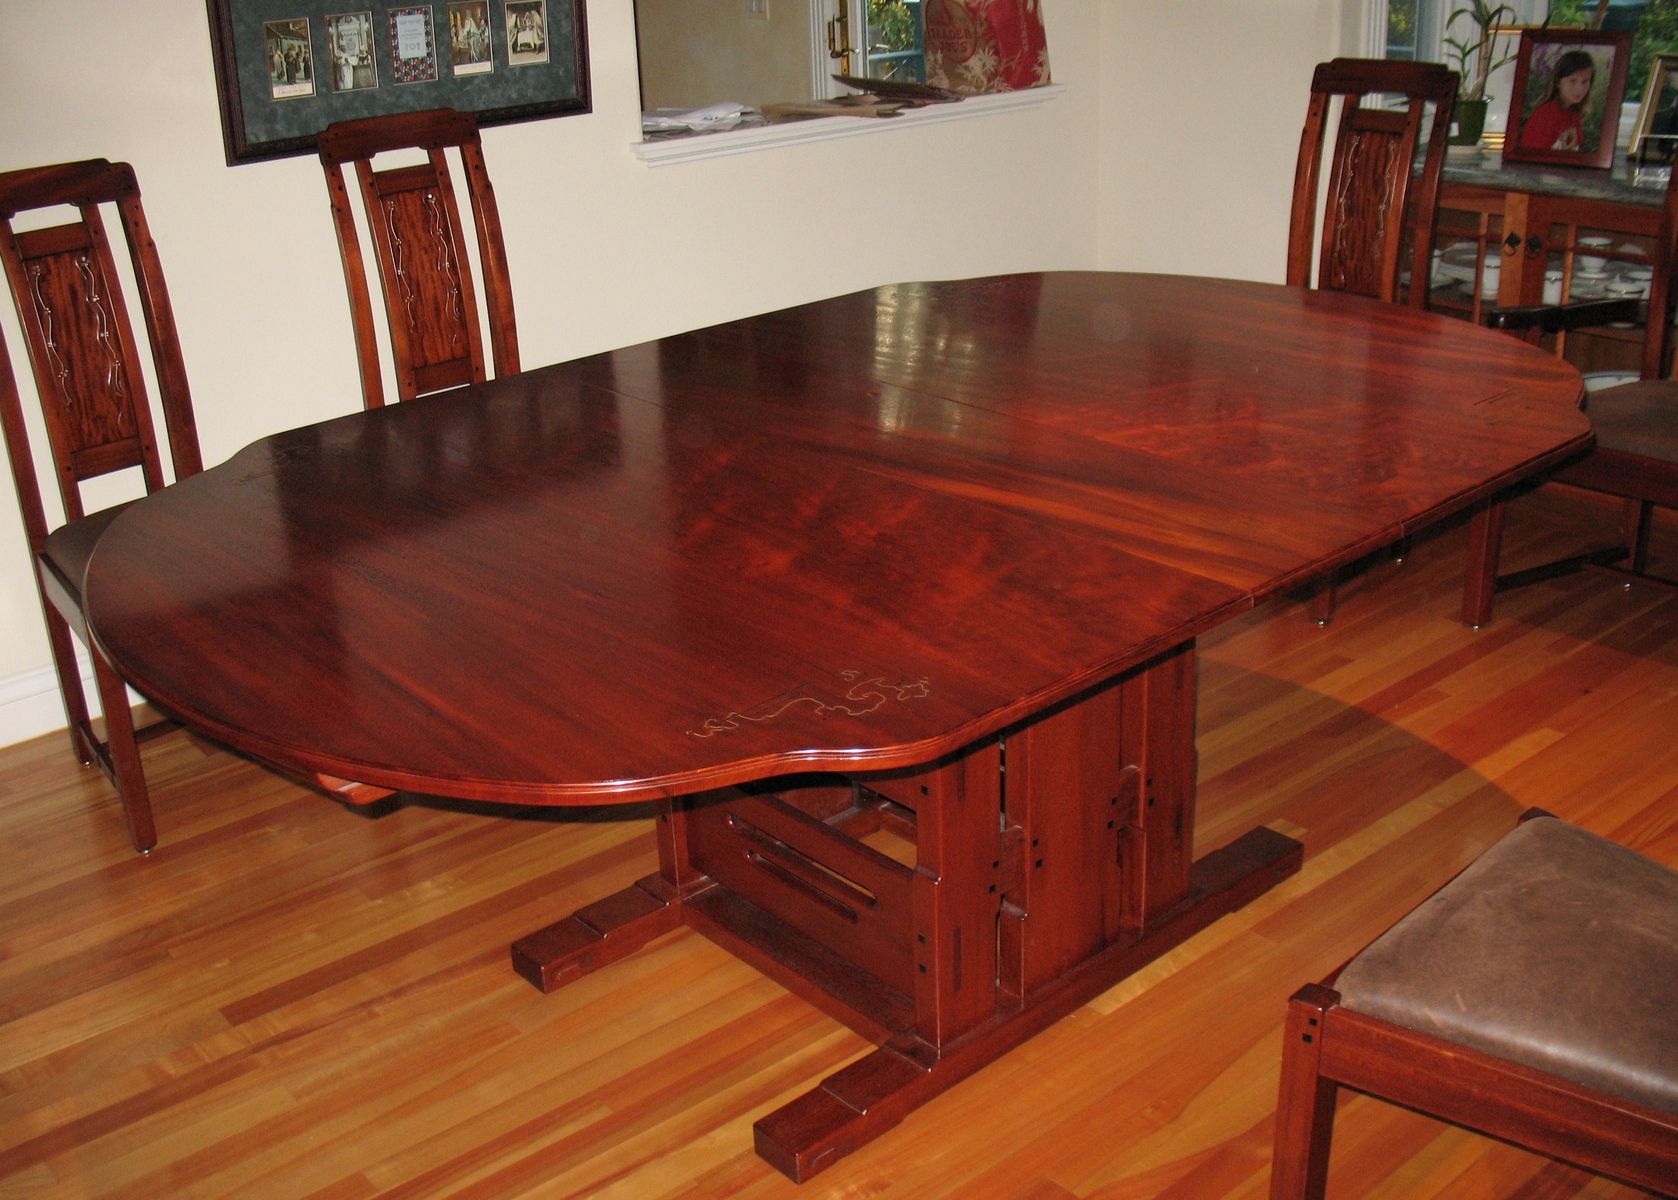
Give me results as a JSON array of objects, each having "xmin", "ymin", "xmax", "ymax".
[
  {"xmin": 264, "ymin": 18, "xmax": 315, "ymax": 100},
  {"xmin": 1630, "ymin": 52, "xmax": 1678, "ymax": 164},
  {"xmin": 388, "ymin": 6, "xmax": 438, "ymax": 84},
  {"xmin": 1503, "ymin": 29, "xmax": 1632, "ymax": 169},
  {"xmin": 506, "ymin": 0, "xmax": 549, "ymax": 67},
  {"xmin": 326, "ymin": 12, "xmax": 377, "ymax": 92},
  {"xmin": 448, "ymin": 2, "xmax": 494, "ymax": 76}
]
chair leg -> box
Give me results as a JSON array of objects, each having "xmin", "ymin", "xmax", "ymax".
[
  {"xmin": 1310, "ymin": 582, "xmax": 1337, "ymax": 626},
  {"xmin": 1626, "ymin": 499, "xmax": 1655, "ymax": 576},
  {"xmin": 40, "ymin": 603, "xmax": 98, "ymax": 765},
  {"xmin": 1461, "ymin": 500, "xmax": 1505, "ymax": 628},
  {"xmin": 90, "ymin": 646, "xmax": 157, "ymax": 853},
  {"xmin": 1271, "ymin": 984, "xmax": 1339, "ymax": 1200}
]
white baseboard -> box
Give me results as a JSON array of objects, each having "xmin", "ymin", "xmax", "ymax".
[
  {"xmin": 0, "ymin": 657, "xmax": 142, "ymax": 749},
  {"xmin": 0, "ymin": 662, "xmax": 80, "ymax": 747}
]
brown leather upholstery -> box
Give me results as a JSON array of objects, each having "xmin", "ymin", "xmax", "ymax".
[
  {"xmin": 1586, "ymin": 380, "xmax": 1678, "ymax": 461},
  {"xmin": 1336, "ymin": 816, "xmax": 1678, "ymax": 1116}
]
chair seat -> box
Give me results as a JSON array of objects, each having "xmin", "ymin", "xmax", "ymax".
[
  {"xmin": 40, "ymin": 503, "xmax": 131, "ymax": 603},
  {"xmin": 1335, "ymin": 817, "xmax": 1678, "ymax": 1116},
  {"xmin": 1587, "ymin": 380, "xmax": 1678, "ymax": 461}
]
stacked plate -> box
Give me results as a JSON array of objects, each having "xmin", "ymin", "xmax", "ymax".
[
  {"xmin": 1431, "ymin": 241, "xmax": 1492, "ymax": 296},
  {"xmin": 1569, "ymin": 265, "xmax": 1648, "ymax": 300}
]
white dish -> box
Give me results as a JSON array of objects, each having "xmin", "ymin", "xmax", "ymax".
[
  {"xmin": 1433, "ymin": 256, "xmax": 1479, "ymax": 285},
  {"xmin": 1582, "ymin": 370, "xmax": 1639, "ymax": 393}
]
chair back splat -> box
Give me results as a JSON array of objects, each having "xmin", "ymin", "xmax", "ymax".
[{"xmin": 317, "ymin": 107, "xmax": 519, "ymax": 408}]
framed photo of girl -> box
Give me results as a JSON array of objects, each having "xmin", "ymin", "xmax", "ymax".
[{"xmin": 1503, "ymin": 28, "xmax": 1632, "ymax": 169}]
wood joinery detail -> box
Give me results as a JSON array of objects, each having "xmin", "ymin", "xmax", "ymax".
[{"xmin": 510, "ymin": 641, "xmax": 1302, "ymax": 1182}]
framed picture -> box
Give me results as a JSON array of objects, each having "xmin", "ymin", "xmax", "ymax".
[
  {"xmin": 1631, "ymin": 52, "xmax": 1678, "ymax": 165},
  {"xmin": 1502, "ymin": 28, "xmax": 1631, "ymax": 169},
  {"xmin": 206, "ymin": 0, "xmax": 589, "ymax": 165},
  {"xmin": 326, "ymin": 12, "xmax": 379, "ymax": 92},
  {"xmin": 447, "ymin": 2, "xmax": 494, "ymax": 77}
]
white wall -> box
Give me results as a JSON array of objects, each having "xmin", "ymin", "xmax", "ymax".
[
  {"xmin": 0, "ymin": 0, "xmax": 1103, "ymax": 743},
  {"xmin": 1097, "ymin": 0, "xmax": 1368, "ymax": 280}
]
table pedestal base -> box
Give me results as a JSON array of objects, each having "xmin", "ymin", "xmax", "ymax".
[{"xmin": 511, "ymin": 642, "xmax": 1303, "ymax": 1182}]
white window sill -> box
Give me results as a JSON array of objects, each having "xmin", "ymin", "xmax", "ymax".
[{"xmin": 632, "ymin": 84, "xmax": 1065, "ymax": 167}]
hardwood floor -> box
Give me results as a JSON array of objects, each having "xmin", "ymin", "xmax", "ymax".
[{"xmin": 3, "ymin": 485, "xmax": 1674, "ymax": 1199}]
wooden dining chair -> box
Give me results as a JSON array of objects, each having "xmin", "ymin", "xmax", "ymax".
[
  {"xmin": 317, "ymin": 107, "xmax": 519, "ymax": 409},
  {"xmin": 1290, "ymin": 58, "xmax": 1458, "ymax": 625},
  {"xmin": 1270, "ymin": 812, "xmax": 1678, "ymax": 1199},
  {"xmin": 0, "ymin": 159, "xmax": 204, "ymax": 853},
  {"xmin": 1460, "ymin": 162, "xmax": 1678, "ymax": 628}
]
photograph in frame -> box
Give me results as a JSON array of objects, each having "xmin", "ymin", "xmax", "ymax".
[
  {"xmin": 1503, "ymin": 29, "xmax": 1631, "ymax": 169},
  {"xmin": 506, "ymin": 1, "xmax": 549, "ymax": 67},
  {"xmin": 449, "ymin": 2, "xmax": 494, "ymax": 77},
  {"xmin": 326, "ymin": 11, "xmax": 378, "ymax": 92},
  {"xmin": 264, "ymin": 18, "xmax": 315, "ymax": 100},
  {"xmin": 1631, "ymin": 52, "xmax": 1678, "ymax": 165}
]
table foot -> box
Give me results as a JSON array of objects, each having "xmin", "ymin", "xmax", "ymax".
[
  {"xmin": 510, "ymin": 873, "xmax": 696, "ymax": 992},
  {"xmin": 752, "ymin": 825, "xmax": 1302, "ymax": 1182}
]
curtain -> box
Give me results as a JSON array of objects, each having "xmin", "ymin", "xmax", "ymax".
[{"xmin": 924, "ymin": 0, "xmax": 1051, "ymax": 94}]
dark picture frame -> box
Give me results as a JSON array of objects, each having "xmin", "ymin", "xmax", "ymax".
[
  {"xmin": 1630, "ymin": 51, "xmax": 1678, "ymax": 165},
  {"xmin": 206, "ymin": 0, "xmax": 589, "ymax": 165},
  {"xmin": 1502, "ymin": 28, "xmax": 1631, "ymax": 169}
]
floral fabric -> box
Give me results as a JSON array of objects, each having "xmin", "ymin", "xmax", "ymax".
[{"xmin": 925, "ymin": 0, "xmax": 1050, "ymax": 94}]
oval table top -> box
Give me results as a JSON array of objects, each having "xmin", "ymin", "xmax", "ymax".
[{"xmin": 84, "ymin": 272, "xmax": 1589, "ymax": 805}]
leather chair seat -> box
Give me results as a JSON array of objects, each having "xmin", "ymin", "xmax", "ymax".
[
  {"xmin": 1335, "ymin": 817, "xmax": 1678, "ymax": 1116},
  {"xmin": 1586, "ymin": 380, "xmax": 1678, "ymax": 461},
  {"xmin": 40, "ymin": 503, "xmax": 130, "ymax": 602}
]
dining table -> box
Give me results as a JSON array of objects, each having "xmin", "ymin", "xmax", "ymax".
[{"xmin": 82, "ymin": 271, "xmax": 1590, "ymax": 1182}]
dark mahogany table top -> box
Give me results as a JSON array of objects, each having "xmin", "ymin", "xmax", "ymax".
[{"xmin": 84, "ymin": 272, "xmax": 1588, "ymax": 805}]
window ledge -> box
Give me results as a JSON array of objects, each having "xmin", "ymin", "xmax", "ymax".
[{"xmin": 632, "ymin": 84, "xmax": 1065, "ymax": 167}]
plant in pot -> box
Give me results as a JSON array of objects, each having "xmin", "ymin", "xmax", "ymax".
[{"xmin": 1444, "ymin": 0, "xmax": 1520, "ymax": 144}]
